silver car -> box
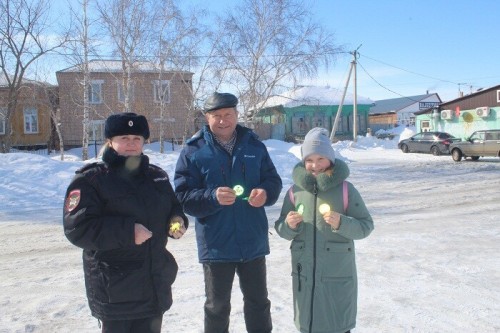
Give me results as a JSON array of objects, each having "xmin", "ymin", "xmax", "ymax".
[{"xmin": 449, "ymin": 129, "xmax": 500, "ymax": 162}]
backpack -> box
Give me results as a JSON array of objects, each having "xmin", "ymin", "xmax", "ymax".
[{"xmin": 287, "ymin": 181, "xmax": 348, "ymax": 212}]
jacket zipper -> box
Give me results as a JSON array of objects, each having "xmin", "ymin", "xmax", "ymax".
[
  {"xmin": 220, "ymin": 164, "xmax": 227, "ymax": 186},
  {"xmin": 308, "ymin": 184, "xmax": 318, "ymax": 333},
  {"xmin": 241, "ymin": 162, "xmax": 246, "ymax": 186}
]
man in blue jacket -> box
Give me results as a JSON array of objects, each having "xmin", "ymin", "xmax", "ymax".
[{"xmin": 174, "ymin": 92, "xmax": 282, "ymax": 333}]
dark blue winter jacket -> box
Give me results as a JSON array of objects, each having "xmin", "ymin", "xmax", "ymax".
[{"xmin": 174, "ymin": 125, "xmax": 282, "ymax": 262}]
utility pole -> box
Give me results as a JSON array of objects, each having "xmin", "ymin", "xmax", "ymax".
[
  {"xmin": 457, "ymin": 83, "xmax": 467, "ymax": 97},
  {"xmin": 352, "ymin": 48, "xmax": 359, "ymax": 142},
  {"xmin": 330, "ymin": 45, "xmax": 361, "ymax": 142}
]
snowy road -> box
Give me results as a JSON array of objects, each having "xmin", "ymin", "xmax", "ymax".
[{"xmin": 0, "ymin": 145, "xmax": 499, "ymax": 332}]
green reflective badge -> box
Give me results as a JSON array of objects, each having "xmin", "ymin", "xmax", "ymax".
[
  {"xmin": 297, "ymin": 204, "xmax": 304, "ymax": 215},
  {"xmin": 233, "ymin": 185, "xmax": 244, "ymax": 196},
  {"xmin": 319, "ymin": 203, "xmax": 330, "ymax": 214}
]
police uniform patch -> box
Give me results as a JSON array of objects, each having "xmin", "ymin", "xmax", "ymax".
[{"xmin": 66, "ymin": 189, "xmax": 81, "ymax": 212}]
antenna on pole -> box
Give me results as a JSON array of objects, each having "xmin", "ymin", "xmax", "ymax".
[
  {"xmin": 330, "ymin": 44, "xmax": 362, "ymax": 142},
  {"xmin": 457, "ymin": 83, "xmax": 467, "ymax": 97}
]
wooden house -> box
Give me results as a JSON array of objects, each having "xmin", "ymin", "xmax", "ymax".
[
  {"xmin": 0, "ymin": 75, "xmax": 57, "ymax": 150},
  {"xmin": 369, "ymin": 93, "xmax": 441, "ymax": 133},
  {"xmin": 254, "ymin": 86, "xmax": 372, "ymax": 141}
]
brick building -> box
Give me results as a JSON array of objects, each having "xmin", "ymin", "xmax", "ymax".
[{"xmin": 56, "ymin": 60, "xmax": 194, "ymax": 146}]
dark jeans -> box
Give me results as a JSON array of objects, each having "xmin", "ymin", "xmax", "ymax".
[
  {"xmin": 101, "ymin": 315, "xmax": 162, "ymax": 333},
  {"xmin": 203, "ymin": 256, "xmax": 272, "ymax": 333}
]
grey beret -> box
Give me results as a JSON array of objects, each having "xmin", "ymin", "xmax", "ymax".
[
  {"xmin": 104, "ymin": 112, "xmax": 150, "ymax": 140},
  {"xmin": 301, "ymin": 127, "xmax": 336, "ymax": 164},
  {"xmin": 203, "ymin": 92, "xmax": 238, "ymax": 113}
]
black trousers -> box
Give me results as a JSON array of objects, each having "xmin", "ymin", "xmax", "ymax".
[
  {"xmin": 101, "ymin": 315, "xmax": 163, "ymax": 333},
  {"xmin": 203, "ymin": 256, "xmax": 272, "ymax": 333}
]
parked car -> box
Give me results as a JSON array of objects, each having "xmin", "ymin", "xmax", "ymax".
[
  {"xmin": 398, "ymin": 132, "xmax": 459, "ymax": 155},
  {"xmin": 449, "ymin": 129, "xmax": 500, "ymax": 162}
]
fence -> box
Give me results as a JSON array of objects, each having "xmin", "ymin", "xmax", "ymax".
[
  {"xmin": 8, "ymin": 138, "xmax": 180, "ymax": 157},
  {"xmin": 10, "ymin": 144, "xmax": 50, "ymax": 156}
]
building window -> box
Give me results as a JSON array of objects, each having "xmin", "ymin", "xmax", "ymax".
[
  {"xmin": 153, "ymin": 80, "xmax": 170, "ymax": 103},
  {"xmin": 24, "ymin": 107, "xmax": 38, "ymax": 134},
  {"xmin": 421, "ymin": 120, "xmax": 431, "ymax": 132},
  {"xmin": 88, "ymin": 120, "xmax": 105, "ymax": 143},
  {"xmin": 497, "ymin": 90, "xmax": 500, "ymax": 103},
  {"xmin": 470, "ymin": 131, "xmax": 485, "ymax": 142},
  {"xmin": 0, "ymin": 107, "xmax": 6, "ymax": 135},
  {"xmin": 292, "ymin": 113, "xmax": 308, "ymax": 135},
  {"xmin": 117, "ymin": 81, "xmax": 134, "ymax": 103},
  {"xmin": 88, "ymin": 80, "xmax": 103, "ymax": 104},
  {"xmin": 409, "ymin": 115, "xmax": 416, "ymax": 126},
  {"xmin": 331, "ymin": 114, "xmax": 345, "ymax": 133},
  {"xmin": 312, "ymin": 113, "xmax": 325, "ymax": 128}
]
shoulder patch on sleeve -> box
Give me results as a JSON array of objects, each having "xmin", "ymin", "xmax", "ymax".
[{"xmin": 65, "ymin": 189, "xmax": 81, "ymax": 212}]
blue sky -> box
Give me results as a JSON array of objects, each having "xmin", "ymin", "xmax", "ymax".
[
  {"xmin": 46, "ymin": 0, "xmax": 499, "ymax": 103},
  {"xmin": 182, "ymin": 0, "xmax": 500, "ymax": 102}
]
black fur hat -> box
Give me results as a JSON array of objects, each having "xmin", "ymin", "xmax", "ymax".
[
  {"xmin": 104, "ymin": 112, "xmax": 150, "ymax": 140},
  {"xmin": 203, "ymin": 92, "xmax": 238, "ymax": 113}
]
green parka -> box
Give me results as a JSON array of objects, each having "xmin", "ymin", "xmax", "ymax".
[{"xmin": 274, "ymin": 159, "xmax": 374, "ymax": 333}]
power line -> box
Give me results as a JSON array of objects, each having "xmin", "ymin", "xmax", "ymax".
[
  {"xmin": 359, "ymin": 53, "xmax": 460, "ymax": 86},
  {"xmin": 357, "ymin": 60, "xmax": 422, "ymax": 102},
  {"xmin": 355, "ymin": 52, "xmax": 500, "ymax": 100},
  {"xmin": 357, "ymin": 52, "xmax": 500, "ymax": 97}
]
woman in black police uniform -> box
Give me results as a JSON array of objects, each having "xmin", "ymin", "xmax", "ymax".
[{"xmin": 63, "ymin": 112, "xmax": 188, "ymax": 333}]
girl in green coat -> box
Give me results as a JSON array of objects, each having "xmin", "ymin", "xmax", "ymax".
[{"xmin": 275, "ymin": 128, "xmax": 374, "ymax": 333}]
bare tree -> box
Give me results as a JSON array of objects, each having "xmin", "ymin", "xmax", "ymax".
[
  {"xmin": 151, "ymin": 0, "xmax": 183, "ymax": 152},
  {"xmin": 80, "ymin": 0, "xmax": 91, "ymax": 160},
  {"xmin": 63, "ymin": 0, "xmax": 100, "ymax": 160},
  {"xmin": 96, "ymin": 0, "xmax": 156, "ymax": 111},
  {"xmin": 152, "ymin": 1, "xmax": 222, "ymax": 149},
  {"xmin": 0, "ymin": 0, "xmax": 69, "ymax": 152},
  {"xmin": 42, "ymin": 84, "xmax": 64, "ymax": 160},
  {"xmin": 213, "ymin": 0, "xmax": 342, "ymax": 122},
  {"xmin": 97, "ymin": 0, "xmax": 220, "ymax": 150}
]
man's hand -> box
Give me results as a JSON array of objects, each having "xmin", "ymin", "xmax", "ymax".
[
  {"xmin": 134, "ymin": 223, "xmax": 152, "ymax": 245},
  {"xmin": 215, "ymin": 187, "xmax": 236, "ymax": 205},
  {"xmin": 248, "ymin": 188, "xmax": 267, "ymax": 207}
]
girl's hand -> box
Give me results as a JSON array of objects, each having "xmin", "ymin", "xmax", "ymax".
[
  {"xmin": 286, "ymin": 211, "xmax": 303, "ymax": 230},
  {"xmin": 323, "ymin": 211, "xmax": 341, "ymax": 230}
]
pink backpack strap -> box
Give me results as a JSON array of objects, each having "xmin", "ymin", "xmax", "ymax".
[{"xmin": 343, "ymin": 181, "xmax": 348, "ymax": 212}]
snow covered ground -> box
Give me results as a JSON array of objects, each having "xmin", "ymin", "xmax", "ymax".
[{"xmin": 0, "ymin": 133, "xmax": 499, "ymax": 332}]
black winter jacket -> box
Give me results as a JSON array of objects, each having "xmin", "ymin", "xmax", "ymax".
[{"xmin": 63, "ymin": 148, "xmax": 187, "ymax": 321}]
